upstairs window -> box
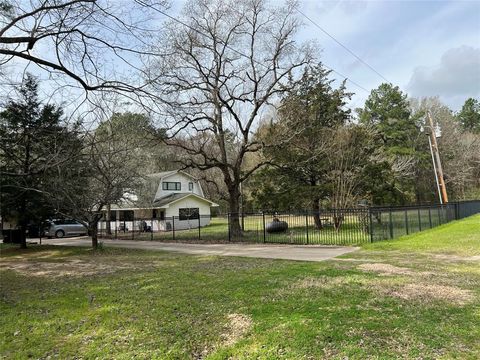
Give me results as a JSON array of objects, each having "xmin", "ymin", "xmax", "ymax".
[
  {"xmin": 162, "ymin": 182, "xmax": 181, "ymax": 191},
  {"xmin": 188, "ymin": 182, "xmax": 193, "ymax": 191}
]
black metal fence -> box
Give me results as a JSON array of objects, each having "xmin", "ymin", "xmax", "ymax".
[
  {"xmin": 98, "ymin": 200, "xmax": 480, "ymax": 245},
  {"xmin": 370, "ymin": 200, "xmax": 480, "ymax": 241},
  {"xmin": 228, "ymin": 209, "xmax": 370, "ymax": 244},
  {"xmin": 98, "ymin": 215, "xmax": 220, "ymax": 242}
]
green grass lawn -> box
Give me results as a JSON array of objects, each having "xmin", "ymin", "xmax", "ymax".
[
  {"xmin": 1, "ymin": 215, "xmax": 479, "ymax": 359},
  {"xmin": 365, "ymin": 214, "xmax": 480, "ymax": 256},
  {"xmin": 107, "ymin": 215, "xmax": 370, "ymax": 245}
]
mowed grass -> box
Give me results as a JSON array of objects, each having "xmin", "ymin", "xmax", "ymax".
[
  {"xmin": 1, "ymin": 215, "xmax": 479, "ymax": 359},
  {"xmin": 109, "ymin": 215, "xmax": 370, "ymax": 245},
  {"xmin": 365, "ymin": 214, "xmax": 480, "ymax": 256}
]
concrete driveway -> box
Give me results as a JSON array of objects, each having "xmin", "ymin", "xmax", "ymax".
[{"xmin": 38, "ymin": 237, "xmax": 358, "ymax": 262}]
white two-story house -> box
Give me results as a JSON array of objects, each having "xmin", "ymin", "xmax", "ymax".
[{"xmin": 106, "ymin": 170, "xmax": 218, "ymax": 231}]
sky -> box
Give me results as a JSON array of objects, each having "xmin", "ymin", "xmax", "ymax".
[
  {"xmin": 3, "ymin": 0, "xmax": 478, "ymax": 115},
  {"xmin": 296, "ymin": 0, "xmax": 480, "ymax": 111}
]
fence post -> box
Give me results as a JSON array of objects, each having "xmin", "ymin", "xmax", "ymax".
[
  {"xmin": 389, "ymin": 209, "xmax": 393, "ymax": 239},
  {"xmin": 198, "ymin": 215, "xmax": 201, "ymax": 240},
  {"xmin": 305, "ymin": 212, "xmax": 309, "ymax": 245},
  {"xmin": 115, "ymin": 218, "xmax": 117, "ymax": 239},
  {"xmin": 417, "ymin": 208, "xmax": 422, "ymax": 232},
  {"xmin": 428, "ymin": 207, "xmax": 432, "ymax": 228},
  {"xmin": 172, "ymin": 216, "xmax": 175, "ymax": 241},
  {"xmin": 368, "ymin": 208, "xmax": 374, "ymax": 243},
  {"xmin": 227, "ymin": 213, "xmax": 231, "ymax": 242},
  {"xmin": 405, "ymin": 210, "xmax": 409, "ymax": 235},
  {"xmin": 262, "ymin": 212, "xmax": 266, "ymax": 243},
  {"xmin": 132, "ymin": 219, "xmax": 135, "ymax": 240},
  {"xmin": 151, "ymin": 215, "xmax": 154, "ymax": 241},
  {"xmin": 455, "ymin": 202, "xmax": 459, "ymax": 220},
  {"xmin": 438, "ymin": 206, "xmax": 441, "ymax": 224}
]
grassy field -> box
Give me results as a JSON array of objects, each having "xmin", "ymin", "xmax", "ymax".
[{"xmin": 1, "ymin": 215, "xmax": 479, "ymax": 359}]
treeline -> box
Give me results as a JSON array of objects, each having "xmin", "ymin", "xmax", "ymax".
[{"xmin": 237, "ymin": 65, "xmax": 480, "ymax": 212}]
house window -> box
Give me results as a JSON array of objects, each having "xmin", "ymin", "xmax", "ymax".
[
  {"xmin": 153, "ymin": 209, "xmax": 165, "ymax": 220},
  {"xmin": 188, "ymin": 182, "xmax": 193, "ymax": 191},
  {"xmin": 162, "ymin": 182, "xmax": 181, "ymax": 191},
  {"xmin": 179, "ymin": 208, "xmax": 199, "ymax": 220},
  {"xmin": 119, "ymin": 210, "xmax": 134, "ymax": 221}
]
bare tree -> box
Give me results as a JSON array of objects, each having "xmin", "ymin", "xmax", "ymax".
[
  {"xmin": 0, "ymin": 0, "xmax": 168, "ymax": 105},
  {"xmin": 51, "ymin": 114, "xmax": 154, "ymax": 248},
  {"xmin": 326, "ymin": 124, "xmax": 377, "ymax": 229},
  {"xmin": 151, "ymin": 0, "xmax": 314, "ymax": 235}
]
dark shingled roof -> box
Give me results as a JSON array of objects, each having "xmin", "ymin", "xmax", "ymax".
[{"xmin": 152, "ymin": 193, "xmax": 191, "ymax": 208}]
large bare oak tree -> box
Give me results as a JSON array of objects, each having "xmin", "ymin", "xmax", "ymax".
[{"xmin": 152, "ymin": 0, "xmax": 315, "ymax": 235}]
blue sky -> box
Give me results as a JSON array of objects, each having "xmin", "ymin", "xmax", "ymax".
[
  {"xmin": 296, "ymin": 0, "xmax": 480, "ymax": 111},
  {"xmin": 5, "ymin": 0, "xmax": 478, "ymax": 115}
]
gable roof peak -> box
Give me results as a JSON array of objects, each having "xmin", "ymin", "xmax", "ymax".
[{"xmin": 148, "ymin": 169, "xmax": 198, "ymax": 181}]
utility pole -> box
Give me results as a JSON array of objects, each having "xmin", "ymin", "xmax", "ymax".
[
  {"xmin": 427, "ymin": 111, "xmax": 448, "ymax": 203},
  {"xmin": 428, "ymin": 136, "xmax": 442, "ymax": 204}
]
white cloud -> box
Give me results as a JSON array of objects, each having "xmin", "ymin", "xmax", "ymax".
[{"xmin": 407, "ymin": 46, "xmax": 480, "ymax": 109}]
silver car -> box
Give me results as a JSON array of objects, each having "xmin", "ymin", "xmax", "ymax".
[{"xmin": 44, "ymin": 219, "xmax": 87, "ymax": 238}]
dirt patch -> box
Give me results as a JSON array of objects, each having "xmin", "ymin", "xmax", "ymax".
[
  {"xmin": 385, "ymin": 283, "xmax": 473, "ymax": 305},
  {"xmin": 333, "ymin": 258, "xmax": 383, "ymax": 263},
  {"xmin": 0, "ymin": 259, "xmax": 135, "ymax": 278},
  {"xmin": 293, "ymin": 276, "xmax": 355, "ymax": 289},
  {"xmin": 222, "ymin": 313, "xmax": 252, "ymax": 347},
  {"xmin": 358, "ymin": 263, "xmax": 415, "ymax": 276},
  {"xmin": 432, "ymin": 254, "xmax": 480, "ymax": 262}
]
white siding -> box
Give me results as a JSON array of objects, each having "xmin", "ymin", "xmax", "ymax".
[
  {"xmin": 154, "ymin": 172, "xmax": 204, "ymax": 199},
  {"xmin": 164, "ymin": 197, "xmax": 211, "ymax": 230}
]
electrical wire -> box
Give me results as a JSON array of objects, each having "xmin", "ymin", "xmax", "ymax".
[{"xmin": 296, "ymin": 8, "xmax": 391, "ymax": 84}]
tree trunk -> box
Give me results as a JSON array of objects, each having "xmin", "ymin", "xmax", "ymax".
[
  {"xmin": 106, "ymin": 204, "xmax": 111, "ymax": 235},
  {"xmin": 90, "ymin": 221, "xmax": 99, "ymax": 249},
  {"xmin": 19, "ymin": 224, "xmax": 27, "ymax": 249},
  {"xmin": 312, "ymin": 198, "xmax": 323, "ymax": 230},
  {"xmin": 19, "ymin": 195, "xmax": 27, "ymax": 249},
  {"xmin": 228, "ymin": 185, "xmax": 242, "ymax": 238},
  {"xmin": 333, "ymin": 213, "xmax": 344, "ymax": 231}
]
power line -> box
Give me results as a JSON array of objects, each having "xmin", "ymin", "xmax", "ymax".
[
  {"xmin": 296, "ymin": 8, "xmax": 391, "ymax": 84},
  {"xmin": 321, "ymin": 63, "xmax": 369, "ymax": 93}
]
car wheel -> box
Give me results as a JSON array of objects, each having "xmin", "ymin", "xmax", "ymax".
[{"xmin": 55, "ymin": 230, "xmax": 65, "ymax": 238}]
